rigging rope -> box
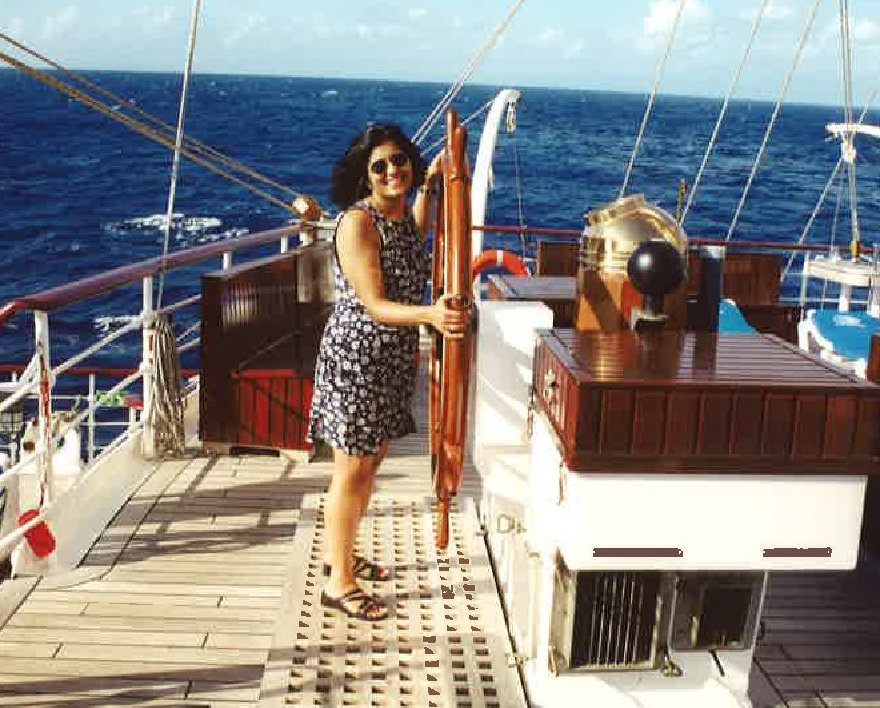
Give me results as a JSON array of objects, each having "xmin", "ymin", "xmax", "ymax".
[
  {"xmin": 725, "ymin": 0, "xmax": 822, "ymax": 242},
  {"xmin": 0, "ymin": 50, "xmax": 297, "ymax": 213},
  {"xmin": 147, "ymin": 315, "xmax": 186, "ymax": 457},
  {"xmin": 619, "ymin": 0, "xmax": 687, "ymax": 199},
  {"xmin": 778, "ymin": 33, "xmax": 880, "ymax": 281},
  {"xmin": 421, "ymin": 97, "xmax": 497, "ymax": 155},
  {"xmin": 412, "ymin": 0, "xmax": 525, "ymax": 146},
  {"xmin": 511, "ymin": 122, "xmax": 528, "ymax": 259},
  {"xmin": 839, "ymin": 0, "xmax": 861, "ymax": 254},
  {"xmin": 821, "ymin": 167, "xmax": 847, "ymax": 304},
  {"xmin": 0, "ymin": 31, "xmax": 300, "ymax": 203},
  {"xmin": 680, "ymin": 0, "xmax": 771, "ymax": 226},
  {"xmin": 156, "ymin": 0, "xmax": 202, "ymax": 311}
]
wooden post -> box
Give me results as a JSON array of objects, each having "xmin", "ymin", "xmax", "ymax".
[
  {"xmin": 868, "ymin": 334, "xmax": 880, "ymax": 384},
  {"xmin": 862, "ymin": 333, "xmax": 880, "ymax": 558},
  {"xmin": 34, "ymin": 311, "xmax": 55, "ymax": 504},
  {"xmin": 140, "ymin": 277, "xmax": 155, "ymax": 459},
  {"xmin": 433, "ymin": 110, "xmax": 472, "ymax": 550}
]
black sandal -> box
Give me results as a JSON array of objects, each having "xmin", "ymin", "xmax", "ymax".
[
  {"xmin": 320, "ymin": 586, "xmax": 389, "ymax": 622},
  {"xmin": 322, "ymin": 554, "xmax": 392, "ymax": 582}
]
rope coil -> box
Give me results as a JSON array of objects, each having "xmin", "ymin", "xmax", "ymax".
[{"xmin": 147, "ymin": 315, "xmax": 185, "ymax": 458}]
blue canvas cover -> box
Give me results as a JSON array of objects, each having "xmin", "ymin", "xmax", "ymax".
[{"xmin": 810, "ymin": 309, "xmax": 879, "ymax": 363}]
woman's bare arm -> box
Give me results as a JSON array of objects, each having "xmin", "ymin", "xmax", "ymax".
[
  {"xmin": 412, "ymin": 151, "xmax": 443, "ymax": 239},
  {"xmin": 336, "ymin": 210, "xmax": 466, "ymax": 335}
]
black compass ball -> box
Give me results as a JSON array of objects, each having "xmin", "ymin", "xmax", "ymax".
[{"xmin": 626, "ymin": 239, "xmax": 685, "ymax": 298}]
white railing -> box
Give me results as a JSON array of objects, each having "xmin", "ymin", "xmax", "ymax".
[{"xmin": 0, "ymin": 223, "xmax": 310, "ymax": 560}]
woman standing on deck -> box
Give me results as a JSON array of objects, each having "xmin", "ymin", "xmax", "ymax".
[{"xmin": 308, "ymin": 123, "xmax": 468, "ymax": 621}]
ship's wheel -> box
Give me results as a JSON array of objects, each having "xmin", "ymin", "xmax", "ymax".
[{"xmin": 429, "ymin": 110, "xmax": 472, "ymax": 551}]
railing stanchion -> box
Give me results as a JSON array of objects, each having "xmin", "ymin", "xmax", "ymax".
[
  {"xmin": 34, "ymin": 310, "xmax": 55, "ymax": 504},
  {"xmin": 222, "ymin": 252, "xmax": 233, "ymax": 270},
  {"xmin": 87, "ymin": 373, "xmax": 96, "ymax": 464},
  {"xmin": 141, "ymin": 276, "xmax": 156, "ymax": 459},
  {"xmin": 799, "ymin": 252, "xmax": 811, "ymax": 309}
]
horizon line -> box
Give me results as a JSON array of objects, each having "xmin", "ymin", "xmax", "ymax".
[{"xmin": 0, "ymin": 65, "xmax": 869, "ymax": 112}]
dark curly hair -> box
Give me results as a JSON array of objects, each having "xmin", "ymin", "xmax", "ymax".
[{"xmin": 330, "ymin": 123, "xmax": 427, "ymax": 209}]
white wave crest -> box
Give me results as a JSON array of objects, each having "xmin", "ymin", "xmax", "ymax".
[
  {"xmin": 93, "ymin": 315, "xmax": 139, "ymax": 335},
  {"xmin": 195, "ymin": 227, "xmax": 250, "ymax": 244},
  {"xmin": 104, "ymin": 213, "xmax": 224, "ymax": 235}
]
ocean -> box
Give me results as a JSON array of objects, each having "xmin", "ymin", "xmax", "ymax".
[{"xmin": 1, "ymin": 69, "xmax": 878, "ymax": 371}]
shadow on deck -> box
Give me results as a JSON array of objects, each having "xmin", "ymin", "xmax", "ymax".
[{"xmin": 750, "ymin": 557, "xmax": 880, "ymax": 707}]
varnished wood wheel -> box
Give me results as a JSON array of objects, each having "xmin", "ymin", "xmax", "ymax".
[{"xmin": 430, "ymin": 109, "xmax": 472, "ymax": 551}]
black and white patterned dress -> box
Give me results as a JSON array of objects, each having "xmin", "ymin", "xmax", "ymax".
[{"xmin": 307, "ymin": 200, "xmax": 431, "ymax": 455}]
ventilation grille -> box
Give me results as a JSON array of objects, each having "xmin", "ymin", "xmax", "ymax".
[{"xmin": 571, "ymin": 571, "xmax": 661, "ymax": 670}]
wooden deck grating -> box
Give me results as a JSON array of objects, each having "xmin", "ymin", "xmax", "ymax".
[
  {"xmin": 749, "ymin": 561, "xmax": 880, "ymax": 707},
  {"xmin": 0, "ymin": 369, "xmax": 510, "ymax": 707},
  {"xmin": 3, "ymin": 354, "xmax": 880, "ymax": 706}
]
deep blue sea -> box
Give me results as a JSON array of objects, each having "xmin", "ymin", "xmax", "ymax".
[{"xmin": 1, "ymin": 70, "xmax": 879, "ymax": 371}]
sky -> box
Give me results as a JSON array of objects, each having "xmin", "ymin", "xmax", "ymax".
[{"xmin": 1, "ymin": 1, "xmax": 880, "ymax": 106}]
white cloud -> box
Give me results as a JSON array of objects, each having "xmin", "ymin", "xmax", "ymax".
[
  {"xmin": 643, "ymin": 0, "xmax": 708, "ymax": 40},
  {"xmin": 133, "ymin": 5, "xmax": 175, "ymax": 29},
  {"xmin": 223, "ymin": 13, "xmax": 267, "ymax": 47},
  {"xmin": 740, "ymin": 1, "xmax": 795, "ymax": 24},
  {"xmin": 41, "ymin": 6, "xmax": 77, "ymax": 41},
  {"xmin": 408, "ymin": 8, "xmax": 428, "ymax": 21},
  {"xmin": 6, "ymin": 17, "xmax": 25, "ymax": 38},
  {"xmin": 534, "ymin": 28, "xmax": 563, "ymax": 47},
  {"xmin": 564, "ymin": 40, "xmax": 584, "ymax": 60},
  {"xmin": 853, "ymin": 19, "xmax": 880, "ymax": 44},
  {"xmin": 525, "ymin": 27, "xmax": 584, "ymax": 62}
]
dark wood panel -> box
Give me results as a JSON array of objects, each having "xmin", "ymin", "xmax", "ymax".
[
  {"xmin": 687, "ymin": 251, "xmax": 782, "ymax": 305},
  {"xmin": 823, "ymin": 395, "xmax": 858, "ymax": 457},
  {"xmin": 730, "ymin": 392, "xmax": 764, "ymax": 456},
  {"xmin": 664, "ymin": 391, "xmax": 700, "ymax": 455},
  {"xmin": 697, "ymin": 391, "xmax": 732, "ymax": 455},
  {"xmin": 599, "ymin": 389, "xmax": 634, "ymax": 455},
  {"xmin": 534, "ymin": 329, "xmax": 880, "ymax": 474},
  {"xmin": 631, "ymin": 391, "xmax": 666, "ymax": 455},
  {"xmin": 792, "ymin": 395, "xmax": 827, "ymax": 458},
  {"xmin": 487, "ymin": 274, "xmax": 576, "ymax": 326},
  {"xmin": 536, "ymin": 240, "xmax": 579, "ymax": 276},
  {"xmin": 200, "ymin": 242, "xmax": 333, "ymax": 451},
  {"xmin": 740, "ymin": 303, "xmax": 803, "ymax": 344},
  {"xmin": 576, "ymin": 387, "xmax": 602, "ymax": 455},
  {"xmin": 762, "ymin": 394, "xmax": 795, "ymax": 457}
]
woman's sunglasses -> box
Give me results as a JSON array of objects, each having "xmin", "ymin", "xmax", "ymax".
[{"xmin": 370, "ymin": 151, "xmax": 409, "ymax": 175}]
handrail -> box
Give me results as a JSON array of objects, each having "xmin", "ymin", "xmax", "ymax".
[
  {"xmin": 0, "ymin": 364, "xmax": 198, "ymax": 377},
  {"xmin": 471, "ymin": 222, "xmax": 875, "ymax": 255},
  {"xmin": 0, "ymin": 224, "xmax": 301, "ymax": 325},
  {"xmin": 1, "ymin": 219, "xmax": 866, "ymax": 331}
]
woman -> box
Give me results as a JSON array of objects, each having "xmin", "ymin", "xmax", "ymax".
[{"xmin": 307, "ymin": 123, "xmax": 469, "ymax": 622}]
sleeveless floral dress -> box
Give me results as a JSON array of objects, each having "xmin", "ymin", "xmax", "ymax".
[{"xmin": 307, "ymin": 201, "xmax": 431, "ymax": 455}]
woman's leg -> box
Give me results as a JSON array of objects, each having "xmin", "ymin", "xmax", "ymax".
[
  {"xmin": 323, "ymin": 441, "xmax": 390, "ymax": 588},
  {"xmin": 355, "ymin": 439, "xmax": 388, "ymax": 521},
  {"xmin": 323, "ymin": 446, "xmax": 388, "ymax": 619}
]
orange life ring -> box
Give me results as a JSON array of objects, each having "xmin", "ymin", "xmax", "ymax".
[{"xmin": 471, "ymin": 249, "xmax": 529, "ymax": 279}]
